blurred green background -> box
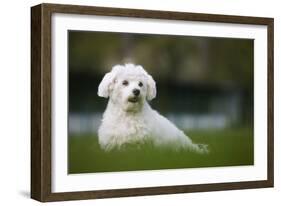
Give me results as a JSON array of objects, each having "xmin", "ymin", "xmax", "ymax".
[{"xmin": 68, "ymin": 31, "xmax": 254, "ymax": 174}]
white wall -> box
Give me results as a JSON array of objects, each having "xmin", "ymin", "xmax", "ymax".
[{"xmin": 0, "ymin": 0, "xmax": 280, "ymax": 205}]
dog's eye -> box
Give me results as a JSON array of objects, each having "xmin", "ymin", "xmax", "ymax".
[
  {"xmin": 139, "ymin": 82, "xmax": 143, "ymax": 87},
  {"xmin": 122, "ymin": 80, "xmax": 129, "ymax": 86}
]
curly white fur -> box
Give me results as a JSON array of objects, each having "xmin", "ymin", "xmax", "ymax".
[{"xmin": 98, "ymin": 64, "xmax": 208, "ymax": 153}]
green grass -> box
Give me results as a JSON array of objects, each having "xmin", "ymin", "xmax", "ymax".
[{"xmin": 68, "ymin": 128, "xmax": 253, "ymax": 174}]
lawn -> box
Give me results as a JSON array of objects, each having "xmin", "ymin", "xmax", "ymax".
[{"xmin": 68, "ymin": 128, "xmax": 253, "ymax": 174}]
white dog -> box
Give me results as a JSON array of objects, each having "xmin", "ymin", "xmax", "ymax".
[{"xmin": 97, "ymin": 64, "xmax": 208, "ymax": 153}]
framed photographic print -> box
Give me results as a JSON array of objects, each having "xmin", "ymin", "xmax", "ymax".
[{"xmin": 31, "ymin": 3, "xmax": 274, "ymax": 202}]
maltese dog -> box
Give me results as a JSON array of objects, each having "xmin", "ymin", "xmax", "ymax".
[{"xmin": 97, "ymin": 64, "xmax": 208, "ymax": 153}]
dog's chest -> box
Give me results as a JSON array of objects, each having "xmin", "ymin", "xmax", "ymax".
[{"xmin": 108, "ymin": 114, "xmax": 150, "ymax": 140}]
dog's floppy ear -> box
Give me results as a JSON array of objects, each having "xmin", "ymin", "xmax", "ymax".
[
  {"xmin": 146, "ymin": 74, "xmax": 156, "ymax": 101},
  {"xmin": 98, "ymin": 65, "xmax": 122, "ymax": 98}
]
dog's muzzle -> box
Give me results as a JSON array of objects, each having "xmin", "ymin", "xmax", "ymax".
[{"xmin": 128, "ymin": 89, "xmax": 141, "ymax": 103}]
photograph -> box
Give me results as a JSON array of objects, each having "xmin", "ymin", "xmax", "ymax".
[{"xmin": 68, "ymin": 30, "xmax": 254, "ymax": 174}]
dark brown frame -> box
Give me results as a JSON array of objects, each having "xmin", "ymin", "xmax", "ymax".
[{"xmin": 31, "ymin": 3, "xmax": 274, "ymax": 202}]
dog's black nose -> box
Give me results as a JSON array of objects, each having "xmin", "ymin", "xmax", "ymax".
[{"xmin": 133, "ymin": 89, "xmax": 140, "ymax": 96}]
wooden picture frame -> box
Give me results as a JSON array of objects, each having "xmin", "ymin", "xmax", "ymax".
[{"xmin": 31, "ymin": 3, "xmax": 274, "ymax": 202}]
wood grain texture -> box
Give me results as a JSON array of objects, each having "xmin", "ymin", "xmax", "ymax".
[
  {"xmin": 267, "ymin": 20, "xmax": 274, "ymax": 186},
  {"xmin": 43, "ymin": 180, "xmax": 272, "ymax": 202},
  {"xmin": 42, "ymin": 3, "xmax": 273, "ymax": 24},
  {"xmin": 31, "ymin": 4, "xmax": 53, "ymax": 202},
  {"xmin": 31, "ymin": 4, "xmax": 42, "ymax": 201},
  {"xmin": 31, "ymin": 3, "xmax": 274, "ymax": 202}
]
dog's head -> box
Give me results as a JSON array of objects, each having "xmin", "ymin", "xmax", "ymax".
[{"xmin": 98, "ymin": 64, "xmax": 156, "ymax": 112}]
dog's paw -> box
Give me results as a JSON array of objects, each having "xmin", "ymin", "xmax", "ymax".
[{"xmin": 196, "ymin": 144, "xmax": 209, "ymax": 154}]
